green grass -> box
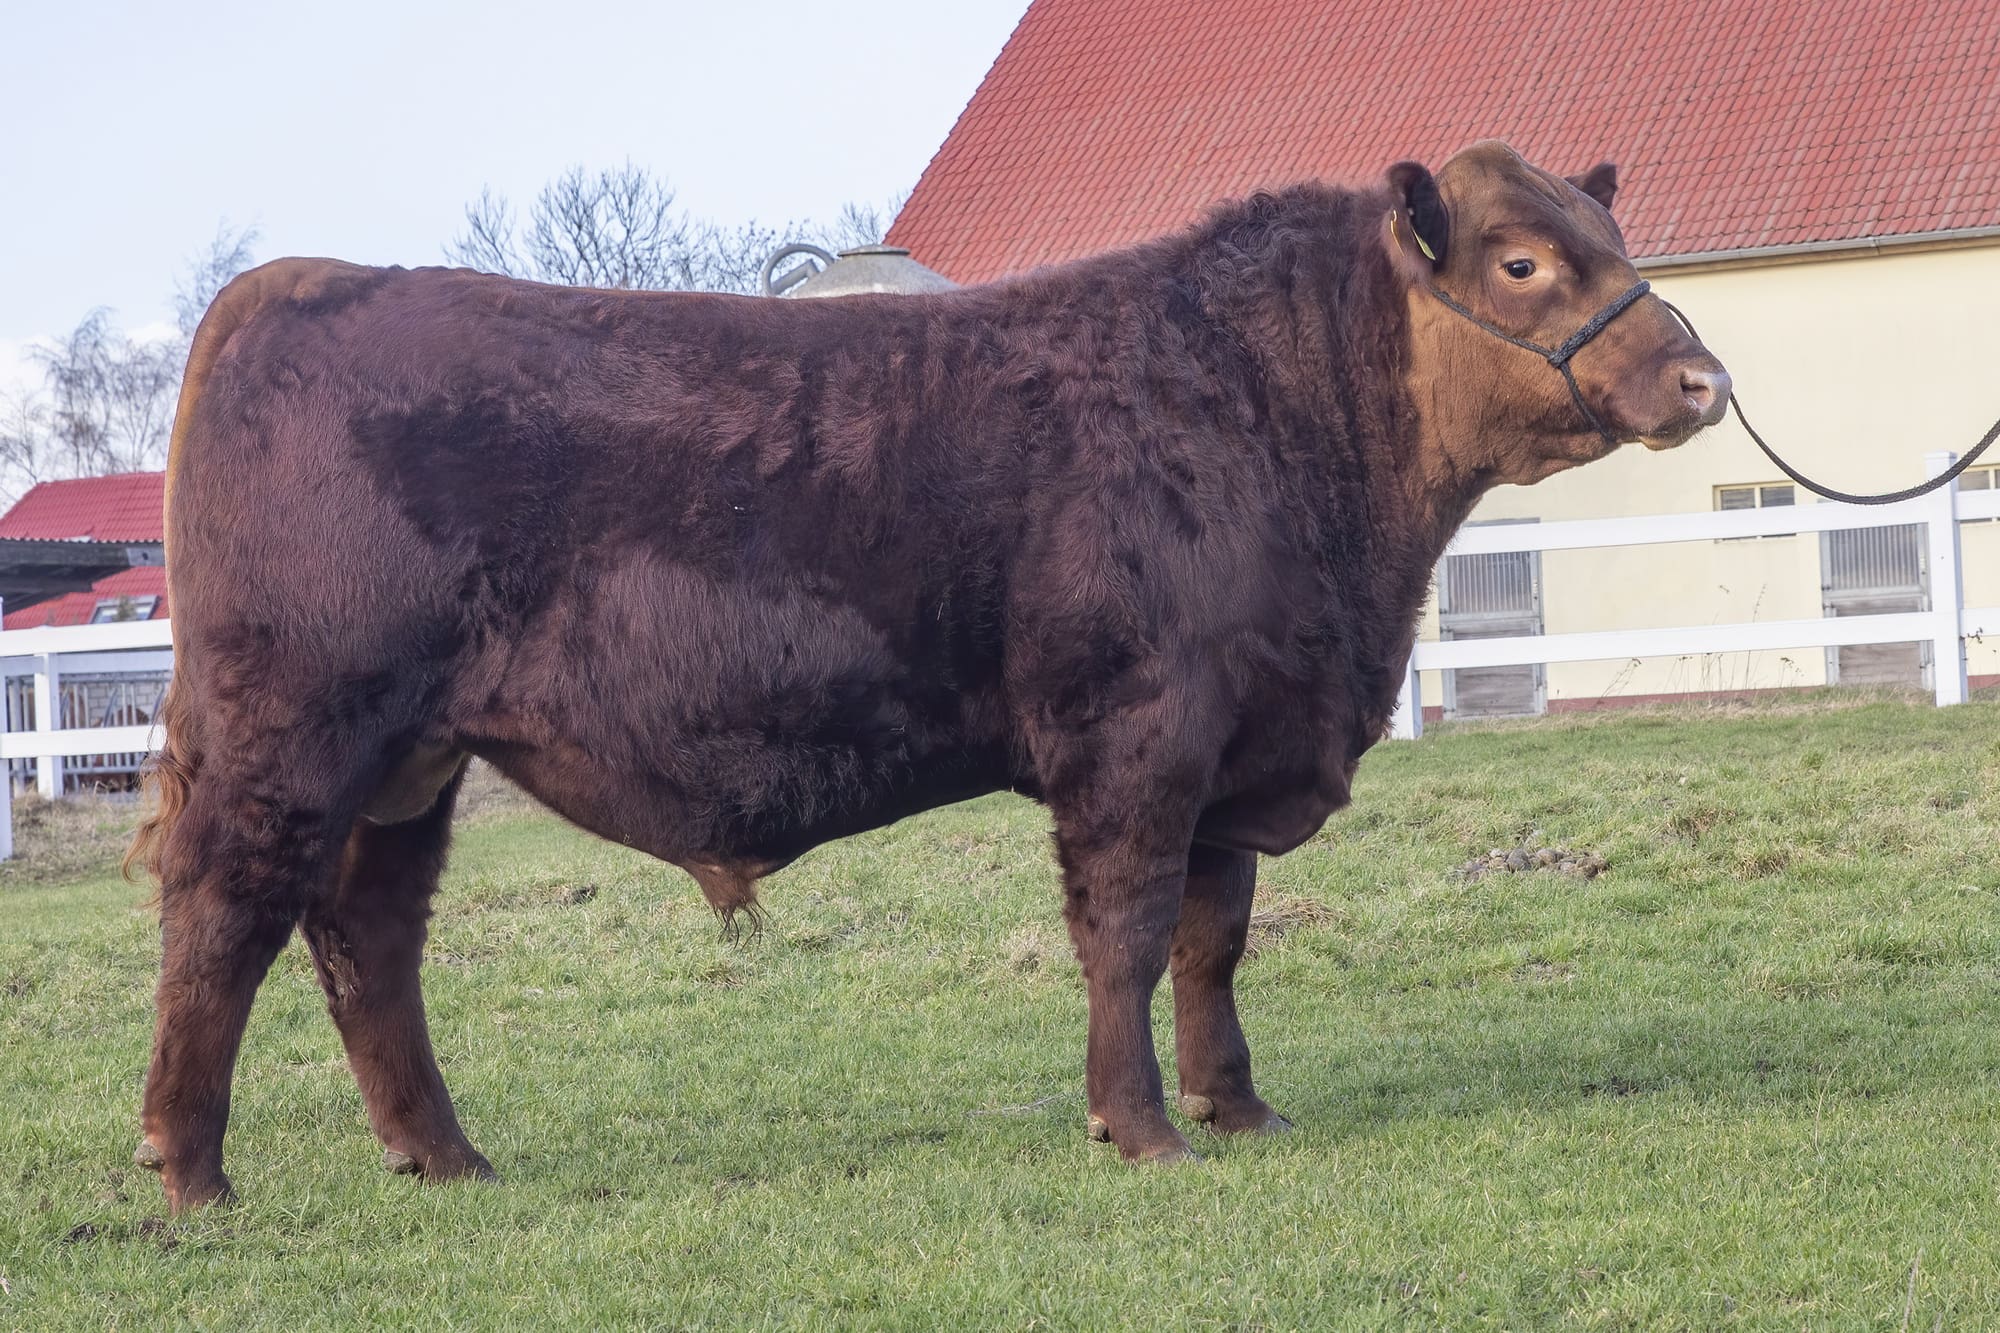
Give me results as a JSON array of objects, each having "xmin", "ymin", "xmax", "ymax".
[{"xmin": 4, "ymin": 696, "xmax": 2000, "ymax": 1329}]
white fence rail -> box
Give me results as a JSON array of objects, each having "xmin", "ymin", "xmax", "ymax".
[{"xmin": 1392, "ymin": 451, "xmax": 1999, "ymax": 738}]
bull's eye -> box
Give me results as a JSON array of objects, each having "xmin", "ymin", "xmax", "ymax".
[{"xmin": 1502, "ymin": 258, "xmax": 1537, "ymax": 280}]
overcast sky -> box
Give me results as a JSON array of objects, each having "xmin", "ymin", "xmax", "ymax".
[{"xmin": 0, "ymin": 0, "xmax": 1030, "ymax": 390}]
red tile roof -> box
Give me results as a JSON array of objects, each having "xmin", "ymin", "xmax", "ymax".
[
  {"xmin": 2, "ymin": 565, "xmax": 168, "ymax": 630},
  {"xmin": 888, "ymin": 0, "xmax": 2000, "ymax": 284},
  {"xmin": 0, "ymin": 472, "xmax": 165, "ymax": 544}
]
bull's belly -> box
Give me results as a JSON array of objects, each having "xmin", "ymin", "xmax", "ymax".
[
  {"xmin": 463, "ymin": 709, "xmax": 1014, "ymax": 874},
  {"xmin": 459, "ymin": 554, "xmax": 1018, "ymax": 871},
  {"xmin": 480, "ymin": 732, "xmax": 1016, "ymax": 868}
]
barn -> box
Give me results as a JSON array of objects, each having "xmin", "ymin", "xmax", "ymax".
[
  {"xmin": 0, "ymin": 472, "xmax": 168, "ymax": 629},
  {"xmin": 886, "ymin": 0, "xmax": 2000, "ymax": 717}
]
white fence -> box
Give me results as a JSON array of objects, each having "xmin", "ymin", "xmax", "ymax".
[
  {"xmin": 1391, "ymin": 452, "xmax": 2000, "ymax": 738},
  {"xmin": 0, "ymin": 618, "xmax": 173, "ymax": 859}
]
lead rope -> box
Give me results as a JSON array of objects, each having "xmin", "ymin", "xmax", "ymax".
[{"xmin": 1657, "ymin": 298, "xmax": 2000, "ymax": 506}]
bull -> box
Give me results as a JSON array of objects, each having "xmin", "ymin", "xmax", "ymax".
[{"xmin": 130, "ymin": 141, "xmax": 1729, "ymax": 1210}]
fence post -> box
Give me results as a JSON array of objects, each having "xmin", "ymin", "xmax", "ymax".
[
  {"xmin": 32, "ymin": 652, "xmax": 61, "ymax": 798},
  {"xmin": 1924, "ymin": 451, "xmax": 1966, "ymax": 707},
  {"xmin": 1390, "ymin": 652, "xmax": 1423, "ymax": 740}
]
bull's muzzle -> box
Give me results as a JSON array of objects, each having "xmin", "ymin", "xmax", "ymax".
[{"xmin": 1681, "ymin": 365, "xmax": 1731, "ymax": 427}]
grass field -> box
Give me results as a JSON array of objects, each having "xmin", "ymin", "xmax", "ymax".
[{"xmin": 3, "ymin": 694, "xmax": 1999, "ymax": 1329}]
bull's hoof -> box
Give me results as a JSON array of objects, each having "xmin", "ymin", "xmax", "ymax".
[
  {"xmin": 1087, "ymin": 1112, "xmax": 1201, "ymax": 1163},
  {"xmin": 1130, "ymin": 1137, "xmax": 1202, "ymax": 1165},
  {"xmin": 384, "ymin": 1147, "xmax": 500, "ymax": 1182},
  {"xmin": 137, "ymin": 1141, "xmax": 235, "ymax": 1212},
  {"xmin": 163, "ymin": 1174, "xmax": 236, "ymax": 1214},
  {"xmin": 1179, "ymin": 1094, "xmax": 1293, "ymax": 1135}
]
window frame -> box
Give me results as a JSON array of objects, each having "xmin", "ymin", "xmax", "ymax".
[{"xmin": 1714, "ymin": 481, "xmax": 1797, "ymax": 540}]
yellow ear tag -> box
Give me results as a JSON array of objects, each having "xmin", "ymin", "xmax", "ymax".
[{"xmin": 1392, "ymin": 209, "xmax": 1438, "ymax": 262}]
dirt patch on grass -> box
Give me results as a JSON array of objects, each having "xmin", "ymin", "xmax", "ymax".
[
  {"xmin": 1581, "ymin": 1074, "xmax": 1648, "ymax": 1098},
  {"xmin": 1458, "ymin": 844, "xmax": 1608, "ymax": 882},
  {"xmin": 1245, "ymin": 895, "xmax": 1343, "ymax": 957},
  {"xmin": 1002, "ymin": 920, "xmax": 1068, "ymax": 974}
]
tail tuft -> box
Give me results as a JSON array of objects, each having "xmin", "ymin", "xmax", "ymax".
[{"xmin": 122, "ymin": 685, "xmax": 192, "ymax": 904}]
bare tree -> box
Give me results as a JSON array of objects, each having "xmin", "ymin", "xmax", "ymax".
[
  {"xmin": 446, "ymin": 187, "xmax": 523, "ymax": 280},
  {"xmin": 447, "ymin": 165, "xmax": 708, "ymax": 290},
  {"xmin": 0, "ymin": 223, "xmax": 259, "ymax": 502},
  {"xmin": 447, "ymin": 163, "xmax": 893, "ymax": 296},
  {"xmin": 821, "ymin": 199, "xmax": 901, "ymax": 253},
  {"xmin": 175, "ymin": 222, "xmax": 261, "ymax": 339},
  {"xmin": 28, "ymin": 310, "xmax": 182, "ymax": 477}
]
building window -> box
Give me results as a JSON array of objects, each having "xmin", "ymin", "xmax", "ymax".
[
  {"xmin": 1958, "ymin": 464, "xmax": 1999, "ymax": 521},
  {"xmin": 1715, "ymin": 482, "xmax": 1794, "ymax": 539},
  {"xmin": 89, "ymin": 595, "xmax": 158, "ymax": 623}
]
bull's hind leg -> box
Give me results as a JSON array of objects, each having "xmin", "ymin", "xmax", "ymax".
[
  {"xmin": 300, "ymin": 768, "xmax": 494, "ymax": 1184},
  {"xmin": 1170, "ymin": 844, "xmax": 1290, "ymax": 1135},
  {"xmin": 138, "ymin": 769, "xmax": 354, "ymax": 1212}
]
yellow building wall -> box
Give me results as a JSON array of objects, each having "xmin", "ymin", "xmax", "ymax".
[{"xmin": 1416, "ymin": 240, "xmax": 2000, "ymax": 710}]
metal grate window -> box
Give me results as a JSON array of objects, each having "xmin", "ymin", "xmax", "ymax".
[
  {"xmin": 1438, "ymin": 521, "xmax": 1544, "ymax": 718},
  {"xmin": 1821, "ymin": 524, "xmax": 1929, "ymax": 690},
  {"xmin": 1824, "ymin": 524, "xmax": 1925, "ymax": 594},
  {"xmin": 1440, "ymin": 548, "xmax": 1537, "ymax": 618}
]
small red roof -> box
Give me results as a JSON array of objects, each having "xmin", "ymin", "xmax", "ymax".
[
  {"xmin": 889, "ymin": 0, "xmax": 2000, "ymax": 284},
  {"xmin": 0, "ymin": 472, "xmax": 165, "ymax": 545},
  {"xmin": 2, "ymin": 565, "xmax": 168, "ymax": 630}
]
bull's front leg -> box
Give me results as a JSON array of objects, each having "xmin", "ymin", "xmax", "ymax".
[
  {"xmin": 1171, "ymin": 843, "xmax": 1291, "ymax": 1134},
  {"xmin": 1054, "ymin": 821, "xmax": 1198, "ymax": 1163}
]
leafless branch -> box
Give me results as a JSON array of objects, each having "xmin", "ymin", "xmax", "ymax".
[
  {"xmin": 446, "ymin": 162, "xmax": 898, "ymax": 296},
  {"xmin": 174, "ymin": 222, "xmax": 261, "ymax": 339}
]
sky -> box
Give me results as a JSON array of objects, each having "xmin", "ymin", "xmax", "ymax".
[{"xmin": 0, "ymin": 0, "xmax": 1031, "ymax": 393}]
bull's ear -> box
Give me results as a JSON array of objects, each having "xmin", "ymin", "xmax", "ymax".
[
  {"xmin": 1568, "ymin": 162, "xmax": 1618, "ymax": 211},
  {"xmin": 1385, "ymin": 161, "xmax": 1448, "ymax": 271}
]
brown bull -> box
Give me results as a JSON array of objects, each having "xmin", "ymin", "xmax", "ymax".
[{"xmin": 130, "ymin": 140, "xmax": 1728, "ymax": 1211}]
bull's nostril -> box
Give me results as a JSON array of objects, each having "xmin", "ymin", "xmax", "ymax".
[{"xmin": 1681, "ymin": 366, "xmax": 1731, "ymax": 422}]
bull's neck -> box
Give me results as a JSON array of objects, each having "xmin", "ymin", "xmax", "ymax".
[{"xmin": 1180, "ymin": 201, "xmax": 1487, "ymax": 605}]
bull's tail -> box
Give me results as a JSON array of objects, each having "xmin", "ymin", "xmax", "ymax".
[{"xmin": 122, "ymin": 680, "xmax": 193, "ymax": 895}]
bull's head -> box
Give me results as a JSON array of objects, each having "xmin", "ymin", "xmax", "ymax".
[{"xmin": 1382, "ymin": 139, "xmax": 1731, "ymax": 486}]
